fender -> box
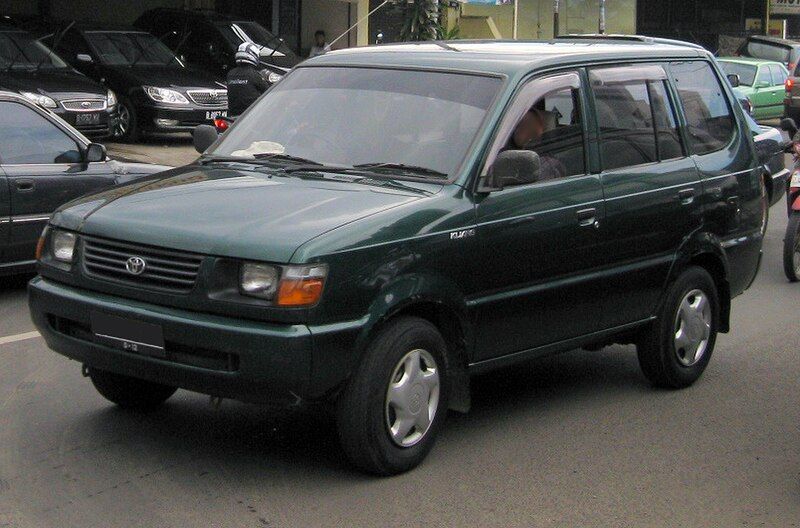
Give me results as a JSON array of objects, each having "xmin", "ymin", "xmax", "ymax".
[{"xmin": 662, "ymin": 230, "xmax": 732, "ymax": 332}]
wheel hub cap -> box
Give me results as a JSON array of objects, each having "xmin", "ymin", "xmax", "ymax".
[
  {"xmin": 385, "ymin": 349, "xmax": 440, "ymax": 447},
  {"xmin": 674, "ymin": 289, "xmax": 712, "ymax": 367}
]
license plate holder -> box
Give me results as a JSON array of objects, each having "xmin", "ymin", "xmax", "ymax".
[
  {"xmin": 76, "ymin": 112, "xmax": 101, "ymax": 125},
  {"xmin": 205, "ymin": 110, "xmax": 226, "ymax": 120},
  {"xmin": 91, "ymin": 312, "xmax": 165, "ymax": 358}
]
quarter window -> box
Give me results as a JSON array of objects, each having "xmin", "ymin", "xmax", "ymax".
[
  {"xmin": 0, "ymin": 102, "xmax": 82, "ymax": 164},
  {"xmin": 670, "ymin": 61, "xmax": 735, "ymax": 156}
]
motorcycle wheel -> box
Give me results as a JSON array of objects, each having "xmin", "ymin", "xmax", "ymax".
[{"xmin": 783, "ymin": 212, "xmax": 800, "ymax": 282}]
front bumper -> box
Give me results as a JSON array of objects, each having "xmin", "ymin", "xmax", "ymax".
[
  {"xmin": 54, "ymin": 107, "xmax": 118, "ymax": 139},
  {"xmin": 138, "ymin": 104, "xmax": 227, "ymax": 133},
  {"xmin": 29, "ymin": 276, "xmax": 313, "ymax": 405}
]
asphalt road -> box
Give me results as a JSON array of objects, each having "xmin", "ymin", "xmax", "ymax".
[{"xmin": 1, "ymin": 203, "xmax": 799, "ymax": 528}]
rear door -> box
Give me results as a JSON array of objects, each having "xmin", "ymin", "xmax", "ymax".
[
  {"xmin": 670, "ymin": 60, "xmax": 761, "ymax": 295},
  {"xmin": 0, "ymin": 100, "xmax": 120, "ymax": 264},
  {"xmin": 750, "ymin": 65, "xmax": 775, "ymax": 120},
  {"xmin": 766, "ymin": 64, "xmax": 789, "ymax": 118},
  {"xmin": 472, "ymin": 70, "xmax": 607, "ymax": 360},
  {"xmin": 590, "ymin": 64, "xmax": 703, "ymax": 328}
]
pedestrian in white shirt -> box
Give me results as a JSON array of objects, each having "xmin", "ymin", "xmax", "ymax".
[{"xmin": 309, "ymin": 30, "xmax": 331, "ymax": 58}]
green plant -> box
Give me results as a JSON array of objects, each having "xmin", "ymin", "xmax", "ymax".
[{"xmin": 398, "ymin": 0, "xmax": 442, "ymax": 41}]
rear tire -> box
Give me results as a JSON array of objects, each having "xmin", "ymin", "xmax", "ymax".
[
  {"xmin": 637, "ymin": 266, "xmax": 719, "ymax": 389},
  {"xmin": 335, "ymin": 316, "xmax": 449, "ymax": 475},
  {"xmin": 88, "ymin": 367, "xmax": 176, "ymax": 411},
  {"xmin": 783, "ymin": 212, "xmax": 800, "ymax": 282}
]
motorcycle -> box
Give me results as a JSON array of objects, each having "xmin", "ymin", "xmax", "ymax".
[{"xmin": 780, "ymin": 118, "xmax": 800, "ymax": 281}]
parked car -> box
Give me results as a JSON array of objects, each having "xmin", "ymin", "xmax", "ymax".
[
  {"xmin": 0, "ymin": 23, "xmax": 117, "ymax": 138},
  {"xmin": 134, "ymin": 9, "xmax": 299, "ymax": 83},
  {"xmin": 0, "ymin": 92, "xmax": 168, "ymax": 275},
  {"xmin": 29, "ymin": 37, "xmax": 766, "ymax": 475},
  {"xmin": 41, "ymin": 23, "xmax": 228, "ymax": 141},
  {"xmin": 718, "ymin": 57, "xmax": 788, "ymax": 120},
  {"xmin": 736, "ymin": 34, "xmax": 800, "ymax": 72}
]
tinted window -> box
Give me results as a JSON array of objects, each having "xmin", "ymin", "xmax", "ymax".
[
  {"xmin": 649, "ymin": 81, "xmax": 683, "ymax": 160},
  {"xmin": 0, "ymin": 102, "xmax": 81, "ymax": 164},
  {"xmin": 0, "ymin": 31, "xmax": 70, "ymax": 70},
  {"xmin": 525, "ymin": 86, "xmax": 586, "ymax": 179},
  {"xmin": 718, "ymin": 61, "xmax": 756, "ymax": 86},
  {"xmin": 671, "ymin": 61, "xmax": 735, "ymax": 156},
  {"xmin": 84, "ymin": 31, "xmax": 181, "ymax": 67},
  {"xmin": 592, "ymin": 76, "xmax": 657, "ymax": 170},
  {"xmin": 745, "ymin": 41, "xmax": 791, "ymax": 64},
  {"xmin": 212, "ymin": 68, "xmax": 502, "ymax": 178}
]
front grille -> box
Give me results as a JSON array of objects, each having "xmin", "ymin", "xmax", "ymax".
[
  {"xmin": 186, "ymin": 89, "xmax": 227, "ymax": 106},
  {"xmin": 82, "ymin": 236, "xmax": 204, "ymax": 293},
  {"xmin": 61, "ymin": 99, "xmax": 107, "ymax": 111}
]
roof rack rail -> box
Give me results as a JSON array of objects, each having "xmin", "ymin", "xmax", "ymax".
[{"xmin": 554, "ymin": 34, "xmax": 706, "ymax": 51}]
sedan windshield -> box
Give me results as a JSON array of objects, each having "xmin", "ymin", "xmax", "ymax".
[
  {"xmin": 210, "ymin": 67, "xmax": 502, "ymax": 179},
  {"xmin": 215, "ymin": 21, "xmax": 299, "ymax": 64},
  {"xmin": 0, "ymin": 31, "xmax": 69, "ymax": 70},
  {"xmin": 84, "ymin": 31, "xmax": 181, "ymax": 67},
  {"xmin": 719, "ymin": 61, "xmax": 757, "ymax": 86}
]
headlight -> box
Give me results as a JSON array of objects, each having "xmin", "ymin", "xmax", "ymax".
[
  {"xmin": 240, "ymin": 263, "xmax": 279, "ymax": 298},
  {"xmin": 107, "ymin": 89, "xmax": 117, "ymax": 107},
  {"xmin": 267, "ymin": 71, "xmax": 283, "ymax": 84},
  {"xmin": 239, "ymin": 262, "xmax": 327, "ymax": 306},
  {"xmin": 143, "ymin": 86, "xmax": 189, "ymax": 105},
  {"xmin": 52, "ymin": 231, "xmax": 77, "ymax": 263},
  {"xmin": 20, "ymin": 91, "xmax": 58, "ymax": 109}
]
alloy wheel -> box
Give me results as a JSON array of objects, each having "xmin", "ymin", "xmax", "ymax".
[{"xmin": 116, "ymin": 103, "xmax": 130, "ymax": 137}]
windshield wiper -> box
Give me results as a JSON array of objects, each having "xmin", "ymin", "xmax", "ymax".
[
  {"xmin": 353, "ymin": 162, "xmax": 448, "ymax": 179},
  {"xmin": 252, "ymin": 153, "xmax": 324, "ymax": 165}
]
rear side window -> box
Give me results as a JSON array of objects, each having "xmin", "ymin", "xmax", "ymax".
[
  {"xmin": 769, "ymin": 65, "xmax": 788, "ymax": 85},
  {"xmin": 670, "ymin": 61, "xmax": 735, "ymax": 156},
  {"xmin": 756, "ymin": 66, "xmax": 771, "ymax": 85},
  {"xmin": 745, "ymin": 41, "xmax": 791, "ymax": 64}
]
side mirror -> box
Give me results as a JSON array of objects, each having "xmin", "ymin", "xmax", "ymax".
[
  {"xmin": 780, "ymin": 117, "xmax": 797, "ymax": 134},
  {"xmin": 193, "ymin": 124, "xmax": 218, "ymax": 153},
  {"xmin": 482, "ymin": 150, "xmax": 541, "ymax": 191},
  {"xmin": 727, "ymin": 73, "xmax": 741, "ymax": 88},
  {"xmin": 85, "ymin": 142, "xmax": 106, "ymax": 163},
  {"xmin": 76, "ymin": 53, "xmax": 93, "ymax": 63}
]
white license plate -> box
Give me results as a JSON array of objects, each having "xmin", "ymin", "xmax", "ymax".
[{"xmin": 206, "ymin": 110, "xmax": 226, "ymax": 120}]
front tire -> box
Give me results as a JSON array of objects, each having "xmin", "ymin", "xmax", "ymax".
[
  {"xmin": 335, "ymin": 316, "xmax": 449, "ymax": 475},
  {"xmin": 88, "ymin": 367, "xmax": 177, "ymax": 411},
  {"xmin": 637, "ymin": 267, "xmax": 719, "ymax": 389},
  {"xmin": 114, "ymin": 97, "xmax": 139, "ymax": 142},
  {"xmin": 783, "ymin": 213, "xmax": 800, "ymax": 282}
]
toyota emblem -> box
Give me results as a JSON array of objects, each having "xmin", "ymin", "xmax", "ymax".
[{"xmin": 125, "ymin": 256, "xmax": 147, "ymax": 275}]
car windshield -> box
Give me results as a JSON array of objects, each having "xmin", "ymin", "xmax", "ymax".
[
  {"xmin": 214, "ymin": 21, "xmax": 299, "ymax": 62},
  {"xmin": 719, "ymin": 61, "xmax": 757, "ymax": 86},
  {"xmin": 84, "ymin": 31, "xmax": 182, "ymax": 67},
  {"xmin": 209, "ymin": 67, "xmax": 502, "ymax": 179},
  {"xmin": 0, "ymin": 31, "xmax": 69, "ymax": 70}
]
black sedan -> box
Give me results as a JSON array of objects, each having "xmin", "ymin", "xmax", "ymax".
[
  {"xmin": 43, "ymin": 23, "xmax": 228, "ymax": 141},
  {"xmin": 0, "ymin": 91, "xmax": 170, "ymax": 275},
  {"xmin": 0, "ymin": 23, "xmax": 117, "ymax": 138}
]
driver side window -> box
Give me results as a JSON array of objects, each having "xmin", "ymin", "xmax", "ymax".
[{"xmin": 0, "ymin": 102, "xmax": 82, "ymax": 164}]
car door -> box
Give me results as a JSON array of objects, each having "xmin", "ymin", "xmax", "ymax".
[
  {"xmin": 750, "ymin": 65, "xmax": 775, "ymax": 120},
  {"xmin": 471, "ymin": 70, "xmax": 607, "ymax": 361},
  {"xmin": 0, "ymin": 100, "xmax": 120, "ymax": 264},
  {"xmin": 589, "ymin": 64, "xmax": 703, "ymax": 328},
  {"xmin": 670, "ymin": 60, "xmax": 761, "ymax": 295},
  {"xmin": 767, "ymin": 64, "xmax": 789, "ymax": 118}
]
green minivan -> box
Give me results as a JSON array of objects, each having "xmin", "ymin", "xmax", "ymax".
[{"xmin": 30, "ymin": 37, "xmax": 767, "ymax": 475}]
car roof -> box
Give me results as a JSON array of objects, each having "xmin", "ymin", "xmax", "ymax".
[
  {"xmin": 717, "ymin": 57, "xmax": 785, "ymax": 67},
  {"xmin": 306, "ymin": 38, "xmax": 708, "ymax": 77}
]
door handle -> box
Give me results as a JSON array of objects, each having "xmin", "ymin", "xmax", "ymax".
[
  {"xmin": 576, "ymin": 207, "xmax": 599, "ymax": 228},
  {"xmin": 678, "ymin": 188, "xmax": 695, "ymax": 205},
  {"xmin": 15, "ymin": 179, "xmax": 34, "ymax": 191}
]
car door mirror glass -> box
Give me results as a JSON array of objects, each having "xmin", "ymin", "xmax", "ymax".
[
  {"xmin": 76, "ymin": 53, "xmax": 93, "ymax": 63},
  {"xmin": 193, "ymin": 124, "xmax": 218, "ymax": 153},
  {"xmin": 85, "ymin": 143, "xmax": 106, "ymax": 163},
  {"xmin": 727, "ymin": 73, "xmax": 740, "ymax": 88},
  {"xmin": 484, "ymin": 150, "xmax": 541, "ymax": 191}
]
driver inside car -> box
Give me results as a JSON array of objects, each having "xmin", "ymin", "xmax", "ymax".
[{"xmin": 510, "ymin": 107, "xmax": 566, "ymax": 181}]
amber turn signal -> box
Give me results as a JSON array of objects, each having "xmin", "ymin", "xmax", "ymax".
[{"xmin": 276, "ymin": 265, "xmax": 328, "ymax": 307}]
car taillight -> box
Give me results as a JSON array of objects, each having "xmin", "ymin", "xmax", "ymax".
[
  {"xmin": 790, "ymin": 62, "xmax": 796, "ymax": 73},
  {"xmin": 786, "ymin": 78, "xmax": 794, "ymax": 91},
  {"xmin": 213, "ymin": 118, "xmax": 229, "ymax": 132}
]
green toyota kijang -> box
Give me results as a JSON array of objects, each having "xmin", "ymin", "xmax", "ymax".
[{"xmin": 29, "ymin": 37, "xmax": 768, "ymax": 475}]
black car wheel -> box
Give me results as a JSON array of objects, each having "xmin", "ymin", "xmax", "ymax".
[
  {"xmin": 88, "ymin": 367, "xmax": 177, "ymax": 411},
  {"xmin": 335, "ymin": 316, "xmax": 449, "ymax": 475},
  {"xmin": 115, "ymin": 97, "xmax": 139, "ymax": 142},
  {"xmin": 783, "ymin": 212, "xmax": 800, "ymax": 282},
  {"xmin": 637, "ymin": 266, "xmax": 719, "ymax": 389}
]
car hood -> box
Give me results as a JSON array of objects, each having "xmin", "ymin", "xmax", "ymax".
[
  {"xmin": 101, "ymin": 64, "xmax": 224, "ymax": 89},
  {"xmin": 0, "ymin": 69, "xmax": 105, "ymax": 99},
  {"xmin": 51, "ymin": 165, "xmax": 433, "ymax": 263}
]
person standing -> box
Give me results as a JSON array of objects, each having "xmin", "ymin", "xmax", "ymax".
[
  {"xmin": 308, "ymin": 30, "xmax": 331, "ymax": 58},
  {"xmin": 226, "ymin": 42, "xmax": 269, "ymax": 117}
]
